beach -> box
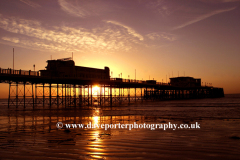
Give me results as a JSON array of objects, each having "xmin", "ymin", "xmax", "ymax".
[{"xmin": 0, "ymin": 94, "xmax": 240, "ymax": 159}]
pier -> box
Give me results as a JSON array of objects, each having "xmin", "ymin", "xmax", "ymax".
[{"xmin": 0, "ymin": 61, "xmax": 224, "ymax": 108}]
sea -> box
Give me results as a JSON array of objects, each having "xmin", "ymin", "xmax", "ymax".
[{"xmin": 0, "ymin": 94, "xmax": 240, "ymax": 160}]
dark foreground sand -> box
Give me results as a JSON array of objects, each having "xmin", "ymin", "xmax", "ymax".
[{"xmin": 0, "ymin": 95, "xmax": 240, "ymax": 159}]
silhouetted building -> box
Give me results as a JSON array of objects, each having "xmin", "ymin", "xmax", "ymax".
[
  {"xmin": 40, "ymin": 58, "xmax": 110, "ymax": 80},
  {"xmin": 146, "ymin": 80, "xmax": 156, "ymax": 84},
  {"xmin": 170, "ymin": 77, "xmax": 201, "ymax": 87}
]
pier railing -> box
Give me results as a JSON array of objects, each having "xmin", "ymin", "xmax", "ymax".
[
  {"xmin": 0, "ymin": 68, "xmax": 39, "ymax": 76},
  {"xmin": 110, "ymin": 78, "xmax": 169, "ymax": 85},
  {"xmin": 0, "ymin": 67, "xmax": 174, "ymax": 86}
]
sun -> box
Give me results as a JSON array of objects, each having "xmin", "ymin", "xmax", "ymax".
[{"xmin": 92, "ymin": 85, "xmax": 100, "ymax": 95}]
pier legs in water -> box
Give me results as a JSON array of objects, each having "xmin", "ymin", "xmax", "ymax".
[{"xmin": 7, "ymin": 82, "xmax": 224, "ymax": 109}]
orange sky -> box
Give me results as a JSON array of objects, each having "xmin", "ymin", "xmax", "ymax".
[{"xmin": 0, "ymin": 0, "xmax": 240, "ymax": 98}]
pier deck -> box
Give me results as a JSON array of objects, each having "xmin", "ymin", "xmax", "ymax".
[{"xmin": 0, "ymin": 68, "xmax": 224, "ymax": 108}]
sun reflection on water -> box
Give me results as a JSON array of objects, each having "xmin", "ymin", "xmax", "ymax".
[{"xmin": 88, "ymin": 108, "xmax": 106, "ymax": 159}]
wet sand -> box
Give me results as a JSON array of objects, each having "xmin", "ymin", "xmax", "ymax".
[{"xmin": 0, "ymin": 95, "xmax": 240, "ymax": 159}]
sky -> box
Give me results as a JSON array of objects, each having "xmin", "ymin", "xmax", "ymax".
[{"xmin": 0, "ymin": 0, "xmax": 240, "ymax": 98}]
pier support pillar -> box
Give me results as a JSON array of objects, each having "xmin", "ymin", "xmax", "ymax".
[
  {"xmin": 91, "ymin": 85, "xmax": 92, "ymax": 106},
  {"xmin": 35, "ymin": 84, "xmax": 37, "ymax": 103},
  {"xmin": 88, "ymin": 85, "xmax": 90, "ymax": 106},
  {"xmin": 62, "ymin": 84, "xmax": 64, "ymax": 105},
  {"xmin": 100, "ymin": 85, "xmax": 102, "ymax": 106},
  {"xmin": 23, "ymin": 83, "xmax": 26, "ymax": 108},
  {"xmin": 119, "ymin": 87, "xmax": 120, "ymax": 104},
  {"xmin": 65, "ymin": 84, "xmax": 66, "ymax": 107},
  {"xmin": 57, "ymin": 84, "xmax": 59, "ymax": 107},
  {"xmin": 43, "ymin": 83, "xmax": 45, "ymax": 107},
  {"xmin": 49, "ymin": 83, "xmax": 51, "ymax": 107},
  {"xmin": 69, "ymin": 85, "xmax": 71, "ymax": 106},
  {"xmin": 8, "ymin": 83, "xmax": 11, "ymax": 108},
  {"xmin": 135, "ymin": 88, "xmax": 136, "ymax": 102},
  {"xmin": 103, "ymin": 85, "xmax": 105, "ymax": 105},
  {"xmin": 32, "ymin": 83, "xmax": 34, "ymax": 108},
  {"xmin": 127, "ymin": 88, "xmax": 129, "ymax": 103},
  {"xmin": 16, "ymin": 82, "xmax": 18, "ymax": 108},
  {"xmin": 110, "ymin": 85, "xmax": 112, "ymax": 106},
  {"xmin": 79, "ymin": 85, "xmax": 82, "ymax": 107}
]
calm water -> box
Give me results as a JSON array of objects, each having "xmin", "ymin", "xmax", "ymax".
[{"xmin": 0, "ymin": 94, "xmax": 240, "ymax": 160}]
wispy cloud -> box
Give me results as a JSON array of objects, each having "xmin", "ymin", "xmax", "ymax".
[
  {"xmin": 106, "ymin": 21, "xmax": 144, "ymax": 41},
  {"xmin": 199, "ymin": 0, "xmax": 240, "ymax": 3},
  {"xmin": 0, "ymin": 36, "xmax": 68, "ymax": 52},
  {"xmin": 58, "ymin": 0, "xmax": 87, "ymax": 18},
  {"xmin": 172, "ymin": 7, "xmax": 236, "ymax": 30},
  {"xmin": 146, "ymin": 32, "xmax": 177, "ymax": 41},
  {"xmin": 58, "ymin": 0, "xmax": 115, "ymax": 18},
  {"xmin": 221, "ymin": 0, "xmax": 240, "ymax": 2},
  {"xmin": 0, "ymin": 14, "xmax": 145, "ymax": 53},
  {"xmin": 143, "ymin": 32, "xmax": 177, "ymax": 49},
  {"xmin": 19, "ymin": 0, "xmax": 41, "ymax": 8},
  {"xmin": 144, "ymin": 0, "xmax": 171, "ymax": 17},
  {"xmin": 2, "ymin": 37, "xmax": 19, "ymax": 43}
]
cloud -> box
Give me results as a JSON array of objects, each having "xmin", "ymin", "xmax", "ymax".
[
  {"xmin": 58, "ymin": 0, "xmax": 115, "ymax": 18},
  {"xmin": 58, "ymin": 0, "xmax": 87, "ymax": 17},
  {"xmin": 0, "ymin": 36, "xmax": 68, "ymax": 52},
  {"xmin": 199, "ymin": 0, "xmax": 240, "ymax": 3},
  {"xmin": 144, "ymin": 0, "xmax": 171, "ymax": 17},
  {"xmin": 19, "ymin": 0, "xmax": 41, "ymax": 8},
  {"xmin": 106, "ymin": 21, "xmax": 144, "ymax": 41},
  {"xmin": 143, "ymin": 32, "xmax": 177, "ymax": 49},
  {"xmin": 2, "ymin": 37, "xmax": 19, "ymax": 43},
  {"xmin": 146, "ymin": 32, "xmax": 177, "ymax": 41},
  {"xmin": 172, "ymin": 7, "xmax": 236, "ymax": 30},
  {"xmin": 222, "ymin": 0, "xmax": 240, "ymax": 2},
  {"xmin": 0, "ymin": 15, "xmax": 144, "ymax": 53}
]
